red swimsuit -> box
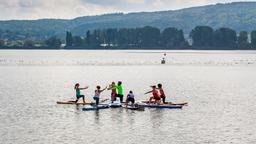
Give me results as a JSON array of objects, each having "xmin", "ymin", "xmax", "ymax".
[{"xmin": 152, "ymin": 89, "xmax": 161, "ymax": 100}]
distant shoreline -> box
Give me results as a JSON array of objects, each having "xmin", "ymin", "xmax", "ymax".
[{"xmin": 0, "ymin": 48, "xmax": 255, "ymax": 50}]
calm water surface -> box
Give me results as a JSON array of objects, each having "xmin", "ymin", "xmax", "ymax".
[{"xmin": 0, "ymin": 50, "xmax": 256, "ymax": 144}]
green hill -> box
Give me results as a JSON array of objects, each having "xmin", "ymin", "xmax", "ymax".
[{"xmin": 0, "ymin": 2, "xmax": 256, "ymax": 40}]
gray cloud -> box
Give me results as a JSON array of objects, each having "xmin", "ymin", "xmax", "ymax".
[
  {"xmin": 81, "ymin": 0, "xmax": 251, "ymax": 11},
  {"xmin": 18, "ymin": 0, "xmax": 42, "ymax": 7},
  {"xmin": 81, "ymin": 0, "xmax": 146, "ymax": 11},
  {"xmin": 0, "ymin": 0, "xmax": 252, "ymax": 20}
]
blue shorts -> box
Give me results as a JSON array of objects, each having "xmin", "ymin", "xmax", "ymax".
[{"xmin": 93, "ymin": 97, "xmax": 99, "ymax": 105}]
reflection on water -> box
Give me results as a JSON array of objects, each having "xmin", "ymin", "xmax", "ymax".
[
  {"xmin": 94, "ymin": 110, "xmax": 100, "ymax": 118},
  {"xmin": 0, "ymin": 50, "xmax": 256, "ymax": 144}
]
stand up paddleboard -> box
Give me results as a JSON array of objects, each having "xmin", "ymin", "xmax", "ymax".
[
  {"xmin": 141, "ymin": 100, "xmax": 188, "ymax": 106},
  {"xmin": 57, "ymin": 101, "xmax": 94, "ymax": 105},
  {"xmin": 82, "ymin": 104, "xmax": 109, "ymax": 111},
  {"xmin": 123, "ymin": 105, "xmax": 145, "ymax": 111},
  {"xmin": 109, "ymin": 103, "xmax": 122, "ymax": 108},
  {"xmin": 138, "ymin": 103, "xmax": 183, "ymax": 109}
]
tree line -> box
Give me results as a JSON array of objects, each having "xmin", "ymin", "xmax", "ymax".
[
  {"xmin": 65, "ymin": 26, "xmax": 187, "ymax": 49},
  {"xmin": 190, "ymin": 26, "xmax": 256, "ymax": 49},
  {"xmin": 1, "ymin": 26, "xmax": 256, "ymax": 49},
  {"xmin": 65, "ymin": 26, "xmax": 256, "ymax": 49}
]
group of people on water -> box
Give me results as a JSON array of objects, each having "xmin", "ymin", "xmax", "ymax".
[{"xmin": 74, "ymin": 81, "xmax": 167, "ymax": 106}]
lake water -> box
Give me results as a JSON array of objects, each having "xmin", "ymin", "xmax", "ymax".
[{"xmin": 0, "ymin": 50, "xmax": 256, "ymax": 144}]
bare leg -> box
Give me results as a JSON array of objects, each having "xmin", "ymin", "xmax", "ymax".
[
  {"xmin": 149, "ymin": 97, "xmax": 153, "ymax": 103},
  {"xmin": 125, "ymin": 99, "xmax": 128, "ymax": 107},
  {"xmin": 111, "ymin": 94, "xmax": 116, "ymax": 103},
  {"xmin": 82, "ymin": 95, "xmax": 85, "ymax": 103}
]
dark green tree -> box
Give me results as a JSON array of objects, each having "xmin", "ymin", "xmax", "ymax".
[
  {"xmin": 238, "ymin": 31, "xmax": 250, "ymax": 49},
  {"xmin": 251, "ymin": 30, "xmax": 256, "ymax": 49},
  {"xmin": 106, "ymin": 28, "xmax": 118, "ymax": 46},
  {"xmin": 117, "ymin": 28, "xmax": 138, "ymax": 48},
  {"xmin": 90, "ymin": 30, "xmax": 101, "ymax": 47},
  {"xmin": 190, "ymin": 26, "xmax": 213, "ymax": 47},
  {"xmin": 66, "ymin": 31, "xmax": 73, "ymax": 47},
  {"xmin": 45, "ymin": 36, "xmax": 62, "ymax": 48},
  {"xmin": 86, "ymin": 30, "xmax": 91, "ymax": 46},
  {"xmin": 73, "ymin": 36, "xmax": 84, "ymax": 47},
  {"xmin": 161, "ymin": 27, "xmax": 185, "ymax": 48},
  {"xmin": 139, "ymin": 26, "xmax": 160, "ymax": 48},
  {"xmin": 213, "ymin": 28, "xmax": 237, "ymax": 48},
  {"xmin": 117, "ymin": 28, "xmax": 128, "ymax": 46},
  {"xmin": 117, "ymin": 28, "xmax": 138, "ymax": 47},
  {"xmin": 0, "ymin": 39, "xmax": 5, "ymax": 48},
  {"xmin": 99, "ymin": 29, "xmax": 106, "ymax": 45}
]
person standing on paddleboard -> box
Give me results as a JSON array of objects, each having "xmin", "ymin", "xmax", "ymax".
[
  {"xmin": 108, "ymin": 82, "xmax": 117, "ymax": 103},
  {"xmin": 157, "ymin": 84, "xmax": 167, "ymax": 104},
  {"xmin": 145, "ymin": 85, "xmax": 161, "ymax": 104},
  {"xmin": 116, "ymin": 81, "xmax": 124, "ymax": 103},
  {"xmin": 94, "ymin": 86, "xmax": 107, "ymax": 106},
  {"xmin": 74, "ymin": 83, "xmax": 89, "ymax": 103}
]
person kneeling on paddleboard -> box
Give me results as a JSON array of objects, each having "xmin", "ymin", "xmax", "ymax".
[
  {"xmin": 94, "ymin": 86, "xmax": 107, "ymax": 106},
  {"xmin": 157, "ymin": 84, "xmax": 167, "ymax": 104},
  {"xmin": 74, "ymin": 83, "xmax": 89, "ymax": 104},
  {"xmin": 125, "ymin": 91, "xmax": 135, "ymax": 107},
  {"xmin": 145, "ymin": 85, "xmax": 161, "ymax": 104}
]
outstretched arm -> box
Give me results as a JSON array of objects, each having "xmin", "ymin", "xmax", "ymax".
[
  {"xmin": 144, "ymin": 90, "xmax": 152, "ymax": 95},
  {"xmin": 107, "ymin": 85, "xmax": 116, "ymax": 90},
  {"xmin": 80, "ymin": 86, "xmax": 89, "ymax": 90},
  {"xmin": 100, "ymin": 87, "xmax": 108, "ymax": 93},
  {"xmin": 107, "ymin": 85, "xmax": 113, "ymax": 90}
]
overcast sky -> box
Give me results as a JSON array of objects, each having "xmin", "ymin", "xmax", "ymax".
[{"xmin": 0, "ymin": 0, "xmax": 253, "ymax": 20}]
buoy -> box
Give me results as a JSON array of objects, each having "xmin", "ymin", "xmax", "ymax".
[{"xmin": 161, "ymin": 58, "xmax": 166, "ymax": 64}]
